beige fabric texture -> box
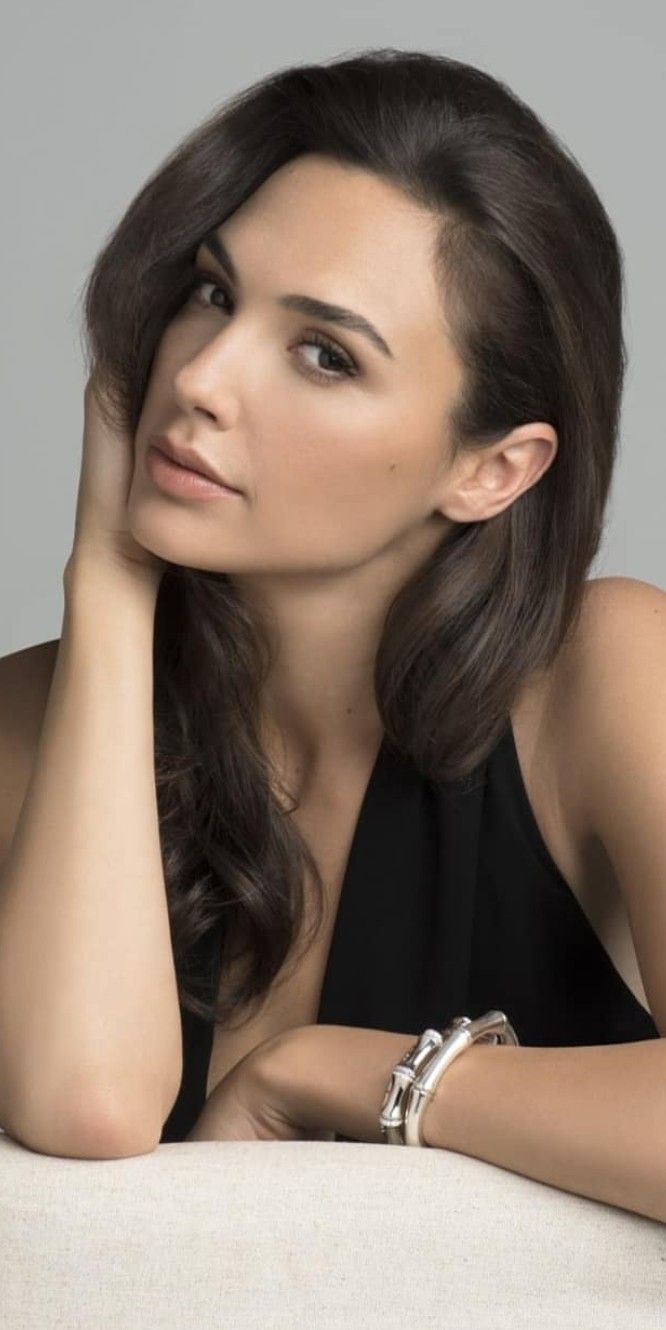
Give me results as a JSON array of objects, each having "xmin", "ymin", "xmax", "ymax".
[{"xmin": 1, "ymin": 1131, "xmax": 665, "ymax": 1328}]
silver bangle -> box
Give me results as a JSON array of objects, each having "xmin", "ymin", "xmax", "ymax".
[
  {"xmin": 379, "ymin": 1010, "xmax": 520, "ymax": 1147},
  {"xmin": 378, "ymin": 1028, "xmax": 445, "ymax": 1145}
]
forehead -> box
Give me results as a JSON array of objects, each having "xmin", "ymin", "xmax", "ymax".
[{"xmin": 211, "ymin": 155, "xmax": 453, "ymax": 363}]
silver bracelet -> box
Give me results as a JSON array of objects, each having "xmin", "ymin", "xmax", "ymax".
[{"xmin": 379, "ymin": 1010, "xmax": 520, "ymax": 1147}]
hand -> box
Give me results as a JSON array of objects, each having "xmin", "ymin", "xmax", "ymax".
[
  {"xmin": 184, "ymin": 1038, "xmax": 322, "ymax": 1143},
  {"xmin": 184, "ymin": 1024, "xmax": 414, "ymax": 1145},
  {"xmin": 67, "ymin": 366, "xmax": 166, "ymax": 586}
]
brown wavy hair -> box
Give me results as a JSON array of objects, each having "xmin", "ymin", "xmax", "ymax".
[{"xmin": 77, "ymin": 47, "xmax": 627, "ymax": 1026}]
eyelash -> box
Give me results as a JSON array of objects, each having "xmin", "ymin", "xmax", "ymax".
[{"xmin": 185, "ymin": 271, "xmax": 359, "ymax": 386}]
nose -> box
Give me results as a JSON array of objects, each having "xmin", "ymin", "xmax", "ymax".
[{"xmin": 173, "ymin": 336, "xmax": 243, "ymax": 428}]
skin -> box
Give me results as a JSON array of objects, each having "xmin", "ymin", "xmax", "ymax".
[{"xmin": 129, "ymin": 153, "xmax": 558, "ymax": 795}]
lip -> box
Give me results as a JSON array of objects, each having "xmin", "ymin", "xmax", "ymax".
[
  {"xmin": 150, "ymin": 434, "xmax": 242, "ymax": 492},
  {"xmin": 146, "ymin": 446, "xmax": 242, "ymax": 500}
]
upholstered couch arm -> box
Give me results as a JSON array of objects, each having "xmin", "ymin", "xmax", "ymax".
[{"xmin": 1, "ymin": 1131, "xmax": 664, "ymax": 1328}]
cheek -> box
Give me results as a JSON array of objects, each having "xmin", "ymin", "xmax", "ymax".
[
  {"xmin": 253, "ymin": 402, "xmax": 427, "ymax": 542},
  {"xmin": 259, "ymin": 403, "xmax": 377, "ymax": 494}
]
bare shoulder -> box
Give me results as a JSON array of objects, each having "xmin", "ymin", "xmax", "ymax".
[
  {"xmin": 0, "ymin": 637, "xmax": 61, "ymax": 727},
  {"xmin": 565, "ymin": 574, "xmax": 664, "ymax": 648},
  {"xmin": 0, "ymin": 638, "xmax": 61, "ymax": 871},
  {"xmin": 548, "ymin": 573, "xmax": 665, "ymax": 719},
  {"xmin": 544, "ymin": 574, "xmax": 666, "ymax": 1030},
  {"xmin": 546, "ymin": 574, "xmax": 666, "ymax": 824}
]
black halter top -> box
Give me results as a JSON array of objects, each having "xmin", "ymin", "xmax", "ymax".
[{"xmin": 160, "ymin": 718, "xmax": 658, "ymax": 1142}]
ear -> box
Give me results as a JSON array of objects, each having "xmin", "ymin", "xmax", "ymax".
[{"xmin": 434, "ymin": 422, "xmax": 558, "ymax": 523}]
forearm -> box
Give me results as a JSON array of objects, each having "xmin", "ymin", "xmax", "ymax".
[
  {"xmin": 269, "ymin": 1026, "xmax": 666, "ymax": 1226},
  {"xmin": 0, "ymin": 562, "xmax": 182, "ymax": 1139},
  {"xmin": 421, "ymin": 1036, "xmax": 666, "ymax": 1225}
]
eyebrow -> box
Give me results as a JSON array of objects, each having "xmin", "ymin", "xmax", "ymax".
[{"xmin": 199, "ymin": 230, "xmax": 394, "ymax": 360}]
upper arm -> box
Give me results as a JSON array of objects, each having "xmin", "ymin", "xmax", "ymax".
[
  {"xmin": 558, "ymin": 576, "xmax": 666, "ymax": 1036},
  {"xmin": 0, "ymin": 639, "xmax": 60, "ymax": 876}
]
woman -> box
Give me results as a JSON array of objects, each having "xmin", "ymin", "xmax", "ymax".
[{"xmin": 1, "ymin": 48, "xmax": 664, "ymax": 1224}]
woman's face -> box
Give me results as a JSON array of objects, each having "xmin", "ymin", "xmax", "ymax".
[{"xmin": 130, "ymin": 153, "xmax": 465, "ymax": 579}]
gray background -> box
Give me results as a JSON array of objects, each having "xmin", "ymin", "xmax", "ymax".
[{"xmin": 2, "ymin": 1, "xmax": 663, "ymax": 656}]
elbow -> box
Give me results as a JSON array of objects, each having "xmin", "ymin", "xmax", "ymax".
[
  {"xmin": 3, "ymin": 1077, "xmax": 165, "ymax": 1160},
  {"xmin": 70, "ymin": 1095, "xmax": 164, "ymax": 1158}
]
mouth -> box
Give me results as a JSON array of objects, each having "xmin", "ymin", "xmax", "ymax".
[
  {"xmin": 146, "ymin": 445, "xmax": 243, "ymax": 500},
  {"xmin": 150, "ymin": 434, "xmax": 242, "ymax": 492}
]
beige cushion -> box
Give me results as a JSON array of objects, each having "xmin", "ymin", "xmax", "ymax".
[{"xmin": 1, "ymin": 1130, "xmax": 664, "ymax": 1328}]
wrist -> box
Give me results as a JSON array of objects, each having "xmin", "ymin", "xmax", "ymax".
[
  {"xmin": 249, "ymin": 1027, "xmax": 323, "ymax": 1132},
  {"xmin": 263, "ymin": 1025, "xmax": 420, "ymax": 1143},
  {"xmin": 418, "ymin": 1039, "xmax": 501, "ymax": 1148},
  {"xmin": 64, "ymin": 549, "xmax": 161, "ymax": 607}
]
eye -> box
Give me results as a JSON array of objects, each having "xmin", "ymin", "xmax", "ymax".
[{"xmin": 186, "ymin": 271, "xmax": 359, "ymax": 386}]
